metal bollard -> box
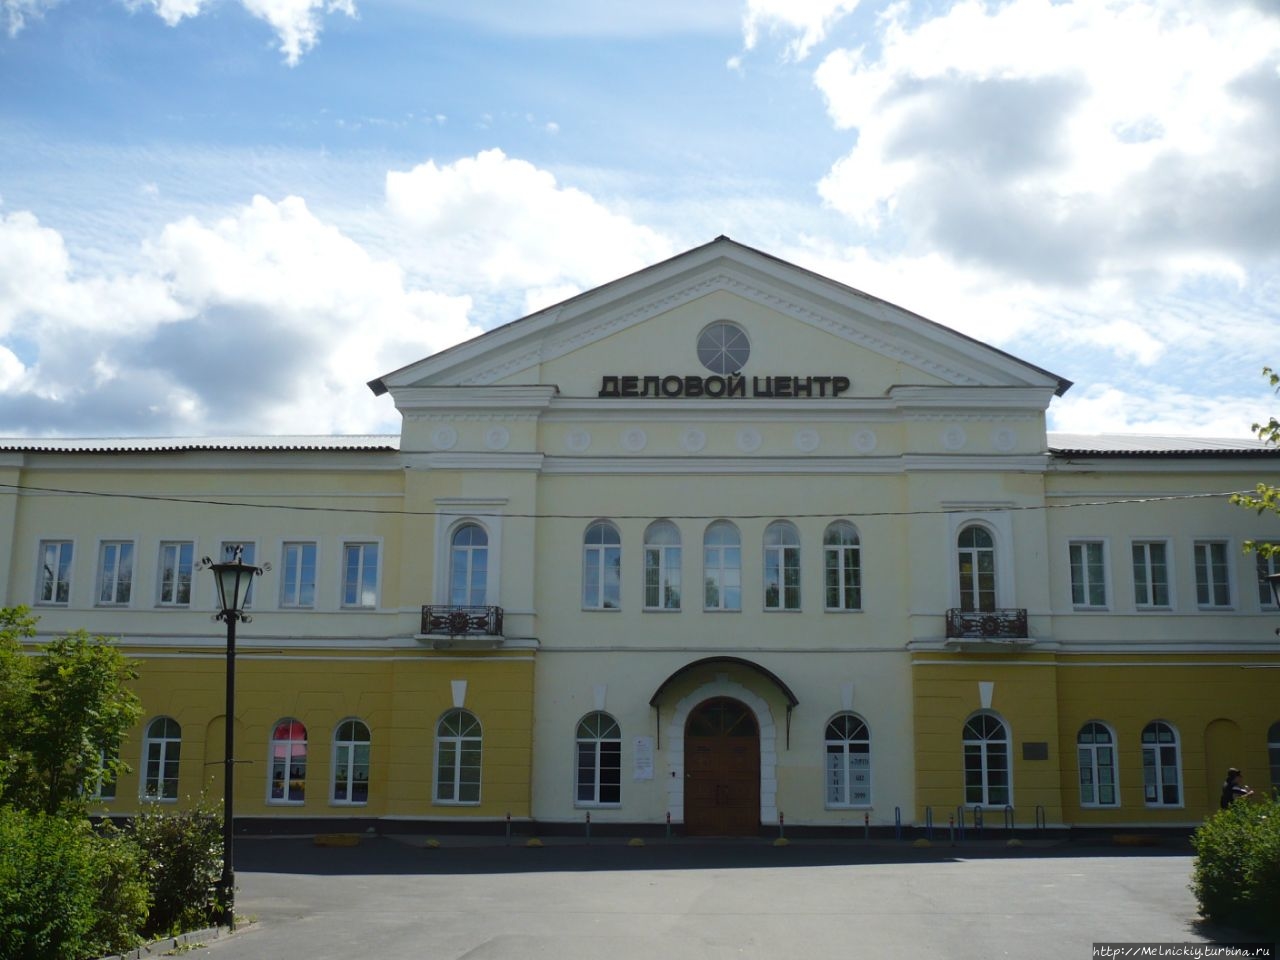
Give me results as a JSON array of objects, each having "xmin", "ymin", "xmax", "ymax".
[
  {"xmin": 948, "ymin": 815, "xmax": 955, "ymax": 846},
  {"xmin": 955, "ymin": 805, "xmax": 966, "ymax": 841},
  {"xmin": 778, "ymin": 811, "xmax": 785, "ymax": 840},
  {"xmin": 585, "ymin": 810, "xmax": 591, "ymax": 844},
  {"xmin": 1035, "ymin": 805, "xmax": 1046, "ymax": 831},
  {"xmin": 894, "ymin": 806, "xmax": 902, "ymax": 842},
  {"xmin": 666, "ymin": 811, "xmax": 672, "ymax": 842},
  {"xmin": 864, "ymin": 812, "xmax": 870, "ymax": 840},
  {"xmin": 505, "ymin": 811, "xmax": 511, "ymax": 846},
  {"xmin": 924, "ymin": 806, "xmax": 934, "ymax": 841},
  {"xmin": 973, "ymin": 805, "xmax": 984, "ymax": 838},
  {"xmin": 1003, "ymin": 805, "xmax": 1015, "ymax": 833}
]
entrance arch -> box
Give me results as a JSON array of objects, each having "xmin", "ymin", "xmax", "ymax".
[
  {"xmin": 663, "ymin": 674, "xmax": 779, "ymax": 831},
  {"xmin": 684, "ymin": 698, "xmax": 760, "ymax": 836}
]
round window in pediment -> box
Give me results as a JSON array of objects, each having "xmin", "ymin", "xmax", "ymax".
[{"xmin": 696, "ymin": 320, "xmax": 751, "ymax": 375}]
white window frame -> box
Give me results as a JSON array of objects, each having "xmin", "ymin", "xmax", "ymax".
[
  {"xmin": 763, "ymin": 520, "xmax": 801, "ymax": 612},
  {"xmin": 1131, "ymin": 540, "xmax": 1173, "ymax": 610},
  {"xmin": 280, "ymin": 540, "xmax": 318, "ymax": 609},
  {"xmin": 331, "ymin": 718, "xmax": 371, "ymax": 806},
  {"xmin": 574, "ymin": 712, "xmax": 622, "ymax": 807},
  {"xmin": 90, "ymin": 745, "xmax": 118, "ymax": 801},
  {"xmin": 962, "ymin": 711, "xmax": 1012, "ymax": 808},
  {"xmin": 432, "ymin": 501, "xmax": 505, "ymax": 607},
  {"xmin": 140, "ymin": 716, "xmax": 181, "ymax": 803},
  {"xmin": 267, "ymin": 718, "xmax": 308, "ymax": 805},
  {"xmin": 643, "ymin": 520, "xmax": 682, "ymax": 611},
  {"xmin": 36, "ymin": 539, "xmax": 74, "ymax": 606},
  {"xmin": 703, "ymin": 520, "xmax": 742, "ymax": 612},
  {"xmin": 1254, "ymin": 550, "xmax": 1279, "ymax": 611},
  {"xmin": 824, "ymin": 713, "xmax": 871, "ymax": 808},
  {"xmin": 218, "ymin": 541, "xmax": 258, "ymax": 608},
  {"xmin": 1069, "ymin": 539, "xmax": 1109, "ymax": 610},
  {"xmin": 946, "ymin": 511, "xmax": 1016, "ymax": 610},
  {"xmin": 823, "ymin": 521, "xmax": 862, "ymax": 612},
  {"xmin": 340, "ymin": 540, "xmax": 381, "ymax": 609},
  {"xmin": 434, "ymin": 709, "xmax": 482, "ymax": 805},
  {"xmin": 156, "ymin": 540, "xmax": 195, "ymax": 607},
  {"xmin": 1076, "ymin": 721, "xmax": 1119, "ymax": 808},
  {"xmin": 1141, "ymin": 720, "xmax": 1182, "ymax": 808},
  {"xmin": 96, "ymin": 539, "xmax": 135, "ymax": 607},
  {"xmin": 448, "ymin": 523, "xmax": 490, "ymax": 607},
  {"xmin": 1193, "ymin": 540, "xmax": 1233, "ymax": 609},
  {"xmin": 582, "ymin": 520, "xmax": 622, "ymax": 611}
]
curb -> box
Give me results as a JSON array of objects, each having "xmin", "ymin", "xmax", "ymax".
[{"xmin": 96, "ymin": 925, "xmax": 226, "ymax": 960}]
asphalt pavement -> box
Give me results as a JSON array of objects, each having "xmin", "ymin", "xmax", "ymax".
[{"xmin": 181, "ymin": 833, "xmax": 1261, "ymax": 960}]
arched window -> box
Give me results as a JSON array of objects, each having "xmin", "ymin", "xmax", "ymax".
[
  {"xmin": 435, "ymin": 709, "xmax": 482, "ymax": 804},
  {"xmin": 582, "ymin": 521, "xmax": 621, "ymax": 610},
  {"xmin": 1269, "ymin": 721, "xmax": 1280, "ymax": 795},
  {"xmin": 332, "ymin": 719, "xmax": 371, "ymax": 805},
  {"xmin": 704, "ymin": 521, "xmax": 742, "ymax": 611},
  {"xmin": 825, "ymin": 714, "xmax": 870, "ymax": 807},
  {"xmin": 449, "ymin": 523, "xmax": 489, "ymax": 606},
  {"xmin": 141, "ymin": 717, "xmax": 181, "ymax": 801},
  {"xmin": 1141, "ymin": 720, "xmax": 1181, "ymax": 807},
  {"xmin": 1077, "ymin": 721, "xmax": 1118, "ymax": 807},
  {"xmin": 763, "ymin": 521, "xmax": 801, "ymax": 611},
  {"xmin": 269, "ymin": 719, "xmax": 307, "ymax": 803},
  {"xmin": 575, "ymin": 712, "xmax": 622, "ymax": 806},
  {"xmin": 643, "ymin": 521, "xmax": 682, "ymax": 610},
  {"xmin": 824, "ymin": 521, "xmax": 861, "ymax": 611},
  {"xmin": 958, "ymin": 525, "xmax": 997, "ymax": 612},
  {"xmin": 963, "ymin": 712, "xmax": 1010, "ymax": 806}
]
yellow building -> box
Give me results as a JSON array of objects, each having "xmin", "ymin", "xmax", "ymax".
[{"xmin": 2, "ymin": 237, "xmax": 1277, "ymax": 833}]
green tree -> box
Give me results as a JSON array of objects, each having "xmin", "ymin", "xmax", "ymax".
[
  {"xmin": 1231, "ymin": 366, "xmax": 1280, "ymax": 558},
  {"xmin": 0, "ymin": 607, "xmax": 143, "ymax": 815}
]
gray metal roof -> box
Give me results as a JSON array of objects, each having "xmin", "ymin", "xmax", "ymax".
[
  {"xmin": 0, "ymin": 435, "xmax": 400, "ymax": 453},
  {"xmin": 1048, "ymin": 433, "xmax": 1278, "ymax": 456}
]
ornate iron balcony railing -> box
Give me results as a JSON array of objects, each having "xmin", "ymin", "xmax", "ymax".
[
  {"xmin": 945, "ymin": 608, "xmax": 1028, "ymax": 640},
  {"xmin": 420, "ymin": 605, "xmax": 504, "ymax": 637}
]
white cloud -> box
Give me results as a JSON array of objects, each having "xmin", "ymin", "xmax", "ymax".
[
  {"xmin": 0, "ymin": 198, "xmax": 479, "ymax": 435},
  {"xmin": 385, "ymin": 148, "xmax": 675, "ymax": 296},
  {"xmin": 1048, "ymin": 384, "xmax": 1267, "ymax": 439},
  {"xmin": 740, "ymin": 0, "xmax": 860, "ymax": 60},
  {"xmin": 813, "ymin": 0, "xmax": 1280, "ymax": 285},
  {"xmin": 7, "ymin": 0, "xmax": 357, "ymax": 63}
]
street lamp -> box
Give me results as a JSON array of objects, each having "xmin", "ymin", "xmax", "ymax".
[{"xmin": 204, "ymin": 546, "xmax": 263, "ymax": 930}]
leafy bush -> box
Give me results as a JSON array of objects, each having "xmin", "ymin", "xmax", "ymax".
[
  {"xmin": 0, "ymin": 807, "xmax": 149, "ymax": 960},
  {"xmin": 1191, "ymin": 796, "xmax": 1280, "ymax": 934},
  {"xmin": 133, "ymin": 797, "xmax": 224, "ymax": 935}
]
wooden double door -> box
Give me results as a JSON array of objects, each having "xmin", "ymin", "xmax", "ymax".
[{"xmin": 684, "ymin": 698, "xmax": 760, "ymax": 836}]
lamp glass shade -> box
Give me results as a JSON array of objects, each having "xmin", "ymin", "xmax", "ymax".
[{"xmin": 212, "ymin": 561, "xmax": 256, "ymax": 613}]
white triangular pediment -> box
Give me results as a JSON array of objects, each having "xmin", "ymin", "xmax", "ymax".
[{"xmin": 370, "ymin": 238, "xmax": 1069, "ymax": 401}]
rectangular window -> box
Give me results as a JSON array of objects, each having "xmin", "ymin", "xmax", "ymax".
[
  {"xmin": 1069, "ymin": 541, "xmax": 1107, "ymax": 608},
  {"xmin": 1255, "ymin": 551, "xmax": 1279, "ymax": 609},
  {"xmin": 157, "ymin": 541, "xmax": 194, "ymax": 606},
  {"xmin": 824, "ymin": 545, "xmax": 861, "ymax": 611},
  {"xmin": 1132, "ymin": 541, "xmax": 1170, "ymax": 608},
  {"xmin": 1194, "ymin": 540, "xmax": 1231, "ymax": 608},
  {"xmin": 90, "ymin": 747, "xmax": 117, "ymax": 801},
  {"xmin": 281, "ymin": 541, "xmax": 317, "ymax": 608},
  {"xmin": 764, "ymin": 546, "xmax": 801, "ymax": 610},
  {"xmin": 37, "ymin": 540, "xmax": 73, "ymax": 605},
  {"xmin": 219, "ymin": 541, "xmax": 257, "ymax": 607},
  {"xmin": 643, "ymin": 544, "xmax": 681, "ymax": 610},
  {"xmin": 341, "ymin": 542, "xmax": 379, "ymax": 608},
  {"xmin": 97, "ymin": 541, "xmax": 134, "ymax": 606}
]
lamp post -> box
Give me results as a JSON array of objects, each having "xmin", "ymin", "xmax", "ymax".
[{"xmin": 205, "ymin": 546, "xmax": 263, "ymax": 930}]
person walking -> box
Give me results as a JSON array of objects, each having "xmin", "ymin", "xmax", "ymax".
[{"xmin": 1219, "ymin": 768, "xmax": 1254, "ymax": 809}]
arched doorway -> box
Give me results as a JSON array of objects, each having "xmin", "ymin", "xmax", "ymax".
[{"xmin": 684, "ymin": 697, "xmax": 760, "ymax": 836}]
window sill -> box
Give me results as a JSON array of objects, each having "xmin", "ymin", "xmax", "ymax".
[
  {"xmin": 824, "ymin": 804, "xmax": 872, "ymax": 811},
  {"xmin": 330, "ymin": 800, "xmax": 369, "ymax": 807},
  {"xmin": 140, "ymin": 797, "xmax": 178, "ymax": 804},
  {"xmin": 763, "ymin": 608, "xmax": 803, "ymax": 613},
  {"xmin": 433, "ymin": 800, "xmax": 481, "ymax": 807},
  {"xmin": 573, "ymin": 802, "xmax": 622, "ymax": 809},
  {"xmin": 1079, "ymin": 803, "xmax": 1121, "ymax": 810},
  {"xmin": 267, "ymin": 799, "xmax": 306, "ymax": 806},
  {"xmin": 702, "ymin": 608, "xmax": 741, "ymax": 613},
  {"xmin": 642, "ymin": 607, "xmax": 681, "ymax": 613},
  {"xmin": 582, "ymin": 607, "xmax": 621, "ymax": 613},
  {"xmin": 823, "ymin": 607, "xmax": 863, "ymax": 614}
]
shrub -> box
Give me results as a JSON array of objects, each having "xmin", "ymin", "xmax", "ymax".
[
  {"xmin": 1191, "ymin": 796, "xmax": 1280, "ymax": 934},
  {"xmin": 0, "ymin": 807, "xmax": 149, "ymax": 960},
  {"xmin": 133, "ymin": 797, "xmax": 224, "ymax": 935}
]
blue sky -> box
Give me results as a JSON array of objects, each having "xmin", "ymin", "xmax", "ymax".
[{"xmin": 1, "ymin": 0, "xmax": 1278, "ymax": 437}]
